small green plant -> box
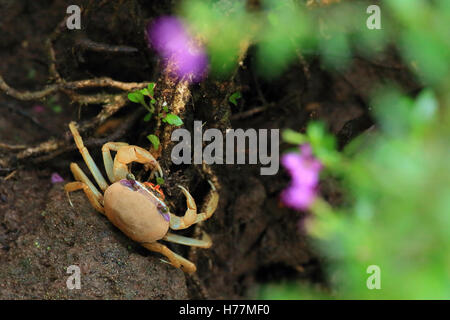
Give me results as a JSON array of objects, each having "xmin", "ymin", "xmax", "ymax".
[
  {"xmin": 156, "ymin": 177, "xmax": 165, "ymax": 185},
  {"xmin": 229, "ymin": 91, "xmax": 242, "ymax": 106},
  {"xmin": 146, "ymin": 134, "xmax": 160, "ymax": 151},
  {"xmin": 46, "ymin": 96, "xmax": 62, "ymax": 113},
  {"xmin": 128, "ymin": 83, "xmax": 184, "ymax": 126},
  {"xmin": 27, "ymin": 68, "xmax": 36, "ymax": 80},
  {"xmin": 128, "ymin": 83, "xmax": 157, "ymax": 118},
  {"xmin": 162, "ymin": 113, "xmax": 183, "ymax": 126}
]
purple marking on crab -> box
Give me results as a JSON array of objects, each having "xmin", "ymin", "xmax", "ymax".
[
  {"xmin": 161, "ymin": 213, "xmax": 170, "ymax": 222},
  {"xmin": 119, "ymin": 179, "xmax": 135, "ymax": 190}
]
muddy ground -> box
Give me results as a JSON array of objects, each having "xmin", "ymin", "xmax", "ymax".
[{"xmin": 0, "ymin": 0, "xmax": 419, "ymax": 299}]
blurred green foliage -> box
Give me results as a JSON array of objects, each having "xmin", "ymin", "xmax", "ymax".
[
  {"xmin": 176, "ymin": 0, "xmax": 450, "ymax": 298},
  {"xmin": 180, "ymin": 0, "xmax": 450, "ymax": 92},
  {"xmin": 269, "ymin": 88, "xmax": 450, "ymax": 299}
]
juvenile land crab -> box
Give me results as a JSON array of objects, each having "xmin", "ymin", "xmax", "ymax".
[{"xmin": 64, "ymin": 122, "xmax": 218, "ymax": 273}]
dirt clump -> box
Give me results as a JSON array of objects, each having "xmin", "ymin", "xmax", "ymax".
[{"xmin": 0, "ymin": 183, "xmax": 188, "ymax": 299}]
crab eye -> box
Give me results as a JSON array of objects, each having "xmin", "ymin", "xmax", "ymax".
[{"xmin": 157, "ymin": 205, "xmax": 170, "ymax": 221}]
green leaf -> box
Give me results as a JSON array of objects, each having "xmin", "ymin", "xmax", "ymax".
[
  {"xmin": 128, "ymin": 91, "xmax": 144, "ymax": 103},
  {"xmin": 147, "ymin": 134, "xmax": 160, "ymax": 150},
  {"xmin": 52, "ymin": 105, "xmax": 62, "ymax": 113},
  {"xmin": 139, "ymin": 88, "xmax": 149, "ymax": 96},
  {"xmin": 148, "ymin": 83, "xmax": 156, "ymax": 96},
  {"xmin": 164, "ymin": 113, "xmax": 184, "ymax": 126},
  {"xmin": 143, "ymin": 113, "xmax": 152, "ymax": 122},
  {"xmin": 229, "ymin": 91, "xmax": 242, "ymax": 106},
  {"xmin": 307, "ymin": 122, "xmax": 336, "ymax": 151},
  {"xmin": 412, "ymin": 89, "xmax": 437, "ymax": 124},
  {"xmin": 282, "ymin": 129, "xmax": 306, "ymax": 144},
  {"xmin": 27, "ymin": 69, "xmax": 36, "ymax": 80},
  {"xmin": 156, "ymin": 177, "xmax": 165, "ymax": 185},
  {"xmin": 163, "ymin": 106, "xmax": 169, "ymax": 112}
]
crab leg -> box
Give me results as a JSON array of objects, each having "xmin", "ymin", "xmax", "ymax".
[
  {"xmin": 141, "ymin": 242, "xmax": 197, "ymax": 274},
  {"xmin": 101, "ymin": 142, "xmax": 129, "ymax": 183},
  {"xmin": 69, "ymin": 122, "xmax": 109, "ymax": 191},
  {"xmin": 68, "ymin": 162, "xmax": 103, "ymax": 199},
  {"xmin": 169, "ymin": 186, "xmax": 197, "ymax": 230},
  {"xmin": 169, "ymin": 182, "xmax": 219, "ymax": 230},
  {"xmin": 65, "ymin": 163, "xmax": 105, "ymax": 214},
  {"xmin": 194, "ymin": 181, "xmax": 219, "ymax": 224},
  {"xmin": 65, "ymin": 182, "xmax": 104, "ymax": 214},
  {"xmin": 163, "ymin": 231, "xmax": 212, "ymax": 248},
  {"xmin": 113, "ymin": 145, "xmax": 163, "ymax": 181}
]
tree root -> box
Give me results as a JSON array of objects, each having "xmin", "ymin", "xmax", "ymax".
[
  {"xmin": 0, "ymin": 9, "xmax": 152, "ymax": 169},
  {"xmin": 0, "ymin": 109, "xmax": 144, "ymax": 168}
]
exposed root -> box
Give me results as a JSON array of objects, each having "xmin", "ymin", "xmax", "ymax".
[
  {"xmin": 0, "ymin": 74, "xmax": 148, "ymax": 102},
  {"xmin": 75, "ymin": 36, "xmax": 139, "ymax": 54},
  {"xmin": 0, "ymin": 109, "xmax": 144, "ymax": 167},
  {"xmin": 0, "ymin": 143, "xmax": 27, "ymax": 150}
]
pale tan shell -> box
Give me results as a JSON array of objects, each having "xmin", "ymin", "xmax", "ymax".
[{"xmin": 104, "ymin": 182, "xmax": 169, "ymax": 243}]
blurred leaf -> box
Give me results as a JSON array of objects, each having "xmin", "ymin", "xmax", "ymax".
[
  {"xmin": 148, "ymin": 83, "xmax": 156, "ymax": 97},
  {"xmin": 139, "ymin": 88, "xmax": 149, "ymax": 96},
  {"xmin": 143, "ymin": 113, "xmax": 152, "ymax": 122},
  {"xmin": 147, "ymin": 134, "xmax": 160, "ymax": 150},
  {"xmin": 164, "ymin": 113, "xmax": 184, "ymax": 126},
  {"xmin": 52, "ymin": 105, "xmax": 62, "ymax": 113},
  {"xmin": 128, "ymin": 91, "xmax": 144, "ymax": 104},
  {"xmin": 282, "ymin": 129, "xmax": 306, "ymax": 145},
  {"xmin": 229, "ymin": 91, "xmax": 241, "ymax": 106}
]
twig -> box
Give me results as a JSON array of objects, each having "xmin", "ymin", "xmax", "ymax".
[
  {"xmin": 0, "ymin": 143, "xmax": 27, "ymax": 150},
  {"xmin": 0, "ymin": 74, "xmax": 59, "ymax": 100},
  {"xmin": 3, "ymin": 109, "xmax": 143, "ymax": 166},
  {"xmin": 0, "ymin": 74, "xmax": 148, "ymax": 101},
  {"xmin": 46, "ymin": 12, "xmax": 75, "ymax": 81},
  {"xmin": 3, "ymin": 170, "xmax": 17, "ymax": 181},
  {"xmin": 63, "ymin": 77, "xmax": 148, "ymax": 92},
  {"xmin": 75, "ymin": 36, "xmax": 139, "ymax": 54},
  {"xmin": 230, "ymin": 104, "xmax": 273, "ymax": 120}
]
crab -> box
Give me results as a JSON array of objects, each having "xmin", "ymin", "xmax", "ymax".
[{"xmin": 64, "ymin": 121, "xmax": 219, "ymax": 274}]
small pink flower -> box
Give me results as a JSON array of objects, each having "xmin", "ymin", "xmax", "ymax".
[
  {"xmin": 147, "ymin": 16, "xmax": 208, "ymax": 82},
  {"xmin": 32, "ymin": 105, "xmax": 45, "ymax": 113},
  {"xmin": 51, "ymin": 173, "xmax": 64, "ymax": 184},
  {"xmin": 280, "ymin": 144, "xmax": 322, "ymax": 210}
]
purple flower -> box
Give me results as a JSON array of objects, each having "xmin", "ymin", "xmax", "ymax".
[
  {"xmin": 51, "ymin": 173, "xmax": 64, "ymax": 184},
  {"xmin": 280, "ymin": 144, "xmax": 322, "ymax": 210},
  {"xmin": 32, "ymin": 105, "xmax": 45, "ymax": 113},
  {"xmin": 147, "ymin": 16, "xmax": 208, "ymax": 82}
]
